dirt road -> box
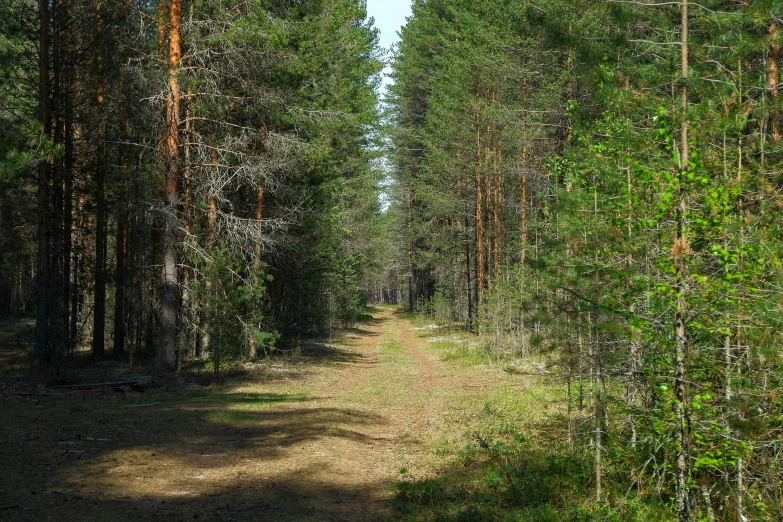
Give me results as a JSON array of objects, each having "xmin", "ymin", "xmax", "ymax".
[{"xmin": 2, "ymin": 306, "xmax": 498, "ymax": 522}]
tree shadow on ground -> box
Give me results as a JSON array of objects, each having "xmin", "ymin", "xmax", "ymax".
[
  {"xmin": 0, "ymin": 387, "xmax": 392, "ymax": 522},
  {"xmin": 342, "ymin": 314, "xmax": 385, "ymax": 339},
  {"xmin": 0, "ymin": 311, "xmax": 397, "ymax": 521},
  {"xmin": 2, "ymin": 466, "xmax": 391, "ymax": 521}
]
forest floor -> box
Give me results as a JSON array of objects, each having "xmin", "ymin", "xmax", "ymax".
[{"xmin": 0, "ymin": 306, "xmax": 561, "ymax": 522}]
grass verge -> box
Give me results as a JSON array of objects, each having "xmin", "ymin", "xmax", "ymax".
[{"xmin": 392, "ymin": 403, "xmax": 672, "ymax": 522}]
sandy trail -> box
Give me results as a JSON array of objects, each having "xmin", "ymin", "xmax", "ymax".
[{"xmin": 256, "ymin": 307, "xmax": 449, "ymax": 521}]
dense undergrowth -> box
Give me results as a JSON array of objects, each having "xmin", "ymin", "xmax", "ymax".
[
  {"xmin": 393, "ymin": 418, "xmax": 672, "ymax": 522},
  {"xmin": 392, "ymin": 313, "xmax": 674, "ymax": 522},
  {"xmin": 393, "ymin": 403, "xmax": 673, "ymax": 522}
]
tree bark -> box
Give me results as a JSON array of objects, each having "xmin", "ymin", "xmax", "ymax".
[
  {"xmin": 35, "ymin": 0, "xmax": 53, "ymax": 373},
  {"xmin": 768, "ymin": 23, "xmax": 780, "ymax": 143},
  {"xmin": 674, "ymin": 1, "xmax": 691, "ymax": 519},
  {"xmin": 92, "ymin": 1, "xmax": 107, "ymax": 361},
  {"xmin": 520, "ymin": 75, "xmax": 528, "ymax": 264},
  {"xmin": 407, "ymin": 184, "xmax": 414, "ymax": 311},
  {"xmin": 466, "ymin": 217, "xmax": 473, "ymax": 331},
  {"xmin": 54, "ymin": 0, "xmax": 71, "ymax": 355},
  {"xmin": 179, "ymin": 88, "xmax": 193, "ymax": 364},
  {"xmin": 475, "ymin": 106, "xmax": 485, "ymax": 301},
  {"xmin": 71, "ymin": 196, "xmax": 84, "ymax": 355},
  {"xmin": 493, "ymin": 136, "xmax": 502, "ymax": 277},
  {"xmin": 113, "ymin": 211, "xmax": 128, "ymax": 357},
  {"xmin": 159, "ymin": 0, "xmax": 183, "ymax": 371},
  {"xmin": 249, "ymin": 128, "xmax": 266, "ymax": 358},
  {"xmin": 0, "ymin": 204, "xmax": 12, "ymax": 316},
  {"xmin": 63, "ymin": 43, "xmax": 74, "ymax": 353}
]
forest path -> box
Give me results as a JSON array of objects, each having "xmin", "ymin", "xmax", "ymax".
[
  {"xmin": 3, "ymin": 305, "xmax": 523, "ymax": 522},
  {"xmin": 242, "ymin": 305, "xmax": 447, "ymax": 521}
]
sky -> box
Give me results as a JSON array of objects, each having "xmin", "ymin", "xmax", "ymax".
[
  {"xmin": 365, "ymin": 0, "xmax": 413, "ymax": 94},
  {"xmin": 365, "ymin": 1, "xmax": 412, "ymax": 208}
]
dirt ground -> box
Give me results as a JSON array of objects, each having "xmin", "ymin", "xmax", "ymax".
[{"xmin": 0, "ymin": 307, "xmax": 531, "ymax": 522}]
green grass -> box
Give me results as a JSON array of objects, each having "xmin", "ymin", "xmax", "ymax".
[
  {"xmin": 392, "ymin": 405, "xmax": 672, "ymax": 522},
  {"xmin": 435, "ymin": 341, "xmax": 488, "ymax": 366},
  {"xmin": 341, "ymin": 334, "xmax": 419, "ymax": 407},
  {"xmin": 388, "ymin": 311, "xmax": 675, "ymax": 522}
]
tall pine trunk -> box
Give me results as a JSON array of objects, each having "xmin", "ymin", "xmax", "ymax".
[
  {"xmin": 674, "ymin": 1, "xmax": 691, "ymax": 519},
  {"xmin": 520, "ymin": 75, "xmax": 528, "ymax": 265},
  {"xmin": 53, "ymin": 0, "xmax": 72, "ymax": 356},
  {"xmin": 475, "ymin": 99, "xmax": 484, "ymax": 301},
  {"xmin": 249, "ymin": 129, "xmax": 266, "ymax": 358},
  {"xmin": 113, "ymin": 211, "xmax": 128, "ymax": 357},
  {"xmin": 768, "ymin": 23, "xmax": 780, "ymax": 144},
  {"xmin": 92, "ymin": 1, "xmax": 107, "ymax": 361},
  {"xmin": 159, "ymin": 0, "xmax": 182, "ymax": 371},
  {"xmin": 35, "ymin": 0, "xmax": 53, "ymax": 374}
]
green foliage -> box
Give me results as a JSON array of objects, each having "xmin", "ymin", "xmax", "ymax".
[
  {"xmin": 388, "ymin": 0, "xmax": 783, "ymax": 519},
  {"xmin": 393, "ymin": 408, "xmax": 670, "ymax": 522},
  {"xmin": 194, "ymin": 246, "xmax": 276, "ymax": 359}
]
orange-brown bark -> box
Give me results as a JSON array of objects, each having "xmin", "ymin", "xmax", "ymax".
[
  {"xmin": 475, "ymin": 115, "xmax": 485, "ymax": 299},
  {"xmin": 159, "ymin": 0, "xmax": 182, "ymax": 371},
  {"xmin": 768, "ymin": 23, "xmax": 780, "ymax": 143},
  {"xmin": 520, "ymin": 75, "xmax": 528, "ymax": 264}
]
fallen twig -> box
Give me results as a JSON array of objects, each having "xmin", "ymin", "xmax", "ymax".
[
  {"xmin": 52, "ymin": 381, "xmax": 139, "ymax": 390},
  {"xmin": 51, "ymin": 490, "xmax": 83, "ymax": 499}
]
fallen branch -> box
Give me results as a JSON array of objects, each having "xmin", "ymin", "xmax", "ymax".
[
  {"xmin": 52, "ymin": 381, "xmax": 139, "ymax": 390},
  {"xmin": 51, "ymin": 490, "xmax": 83, "ymax": 499}
]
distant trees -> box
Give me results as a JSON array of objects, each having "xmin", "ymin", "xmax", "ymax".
[
  {"xmin": 389, "ymin": 0, "xmax": 564, "ymax": 324},
  {"xmin": 0, "ymin": 0, "xmax": 382, "ymax": 372},
  {"xmin": 388, "ymin": 0, "xmax": 783, "ymax": 519}
]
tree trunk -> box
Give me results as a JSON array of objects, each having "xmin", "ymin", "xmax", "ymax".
[
  {"xmin": 70, "ymin": 196, "xmax": 84, "ymax": 354},
  {"xmin": 475, "ymin": 108, "xmax": 485, "ymax": 301},
  {"xmin": 0, "ymin": 204, "xmax": 12, "ymax": 316},
  {"xmin": 113, "ymin": 211, "xmax": 128, "ymax": 357},
  {"xmin": 35, "ymin": 0, "xmax": 53, "ymax": 374},
  {"xmin": 92, "ymin": 1, "xmax": 107, "ymax": 361},
  {"xmin": 592, "ymin": 175, "xmax": 602, "ymax": 502},
  {"xmin": 768, "ymin": 23, "xmax": 780, "ymax": 143},
  {"xmin": 179, "ymin": 89, "xmax": 193, "ymax": 364},
  {"xmin": 199, "ymin": 151, "xmax": 218, "ymax": 358},
  {"xmin": 53, "ymin": 0, "xmax": 71, "ymax": 356},
  {"xmin": 520, "ymin": 75, "xmax": 528, "ymax": 264},
  {"xmin": 466, "ymin": 219, "xmax": 473, "ymax": 331},
  {"xmin": 674, "ymin": 1, "xmax": 691, "ymax": 519},
  {"xmin": 114, "ymin": 52, "xmax": 133, "ymax": 359},
  {"xmin": 159, "ymin": 0, "xmax": 183, "ymax": 371},
  {"xmin": 493, "ymin": 136, "xmax": 502, "ymax": 277},
  {"xmin": 407, "ymin": 184, "xmax": 414, "ymax": 312},
  {"xmin": 249, "ymin": 128, "xmax": 266, "ymax": 358},
  {"xmin": 62, "ymin": 43, "xmax": 74, "ymax": 353}
]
